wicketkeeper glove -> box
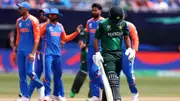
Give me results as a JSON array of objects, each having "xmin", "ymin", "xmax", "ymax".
[
  {"xmin": 92, "ymin": 52, "xmax": 104, "ymax": 67},
  {"xmin": 125, "ymin": 48, "xmax": 136, "ymax": 61}
]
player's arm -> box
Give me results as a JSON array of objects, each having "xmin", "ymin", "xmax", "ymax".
[
  {"xmin": 61, "ymin": 24, "xmax": 82, "ymax": 42},
  {"xmin": 31, "ymin": 19, "xmax": 40, "ymax": 56},
  {"xmin": 15, "ymin": 20, "xmax": 20, "ymax": 52},
  {"xmin": 129, "ymin": 24, "xmax": 139, "ymax": 51},
  {"xmin": 123, "ymin": 23, "xmax": 131, "ymax": 49}
]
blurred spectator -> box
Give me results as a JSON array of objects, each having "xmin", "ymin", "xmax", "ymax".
[
  {"xmin": 113, "ymin": 0, "xmax": 120, "ymax": 6},
  {"xmin": 131, "ymin": 0, "xmax": 154, "ymax": 12},
  {"xmin": 47, "ymin": 0, "xmax": 72, "ymax": 8},
  {"xmin": 168, "ymin": 0, "xmax": 178, "ymax": 9},
  {"xmin": 28, "ymin": 0, "xmax": 37, "ymax": 8},
  {"xmin": 1, "ymin": 0, "xmax": 15, "ymax": 8},
  {"xmin": 153, "ymin": 0, "xmax": 169, "ymax": 10}
]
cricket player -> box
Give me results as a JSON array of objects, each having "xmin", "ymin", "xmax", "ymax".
[
  {"xmin": 93, "ymin": 7, "xmax": 135, "ymax": 101},
  {"xmin": 70, "ymin": 28, "xmax": 91, "ymax": 98},
  {"xmin": 15, "ymin": 2, "xmax": 44, "ymax": 101},
  {"xmin": 40, "ymin": 8, "xmax": 82, "ymax": 101},
  {"xmin": 122, "ymin": 21, "xmax": 139, "ymax": 101},
  {"xmin": 28, "ymin": 8, "xmax": 49, "ymax": 98},
  {"xmin": 78, "ymin": 3, "xmax": 104, "ymax": 101}
]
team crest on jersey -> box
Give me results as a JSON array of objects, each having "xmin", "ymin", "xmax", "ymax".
[
  {"xmin": 49, "ymin": 26, "xmax": 54, "ymax": 32},
  {"xmin": 19, "ymin": 22, "xmax": 22, "ymax": 27},
  {"xmin": 107, "ymin": 25, "xmax": 111, "ymax": 31}
]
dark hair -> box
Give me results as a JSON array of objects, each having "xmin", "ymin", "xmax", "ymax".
[{"xmin": 91, "ymin": 3, "xmax": 102, "ymax": 10}]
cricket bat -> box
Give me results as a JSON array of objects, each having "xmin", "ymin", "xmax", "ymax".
[{"xmin": 98, "ymin": 61, "xmax": 113, "ymax": 101}]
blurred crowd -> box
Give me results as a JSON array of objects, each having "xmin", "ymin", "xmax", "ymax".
[
  {"xmin": 120, "ymin": 0, "xmax": 180, "ymax": 12},
  {"xmin": 0, "ymin": 0, "xmax": 111, "ymax": 10},
  {"xmin": 0, "ymin": 0, "xmax": 180, "ymax": 11}
]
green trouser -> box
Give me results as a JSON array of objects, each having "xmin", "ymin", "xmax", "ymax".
[
  {"xmin": 102, "ymin": 51, "xmax": 122, "ymax": 76},
  {"xmin": 102, "ymin": 51, "xmax": 122, "ymax": 101},
  {"xmin": 71, "ymin": 47, "xmax": 91, "ymax": 97},
  {"xmin": 80, "ymin": 48, "xmax": 88, "ymax": 72}
]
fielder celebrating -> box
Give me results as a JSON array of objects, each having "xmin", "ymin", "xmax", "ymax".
[
  {"xmin": 93, "ymin": 7, "xmax": 135, "ymax": 101},
  {"xmin": 40, "ymin": 8, "xmax": 82, "ymax": 101},
  {"xmin": 15, "ymin": 2, "xmax": 44, "ymax": 101},
  {"xmin": 122, "ymin": 21, "xmax": 139, "ymax": 101}
]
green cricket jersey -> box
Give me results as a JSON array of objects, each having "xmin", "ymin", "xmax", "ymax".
[
  {"xmin": 95, "ymin": 18, "xmax": 129, "ymax": 51},
  {"xmin": 95, "ymin": 18, "xmax": 129, "ymax": 61}
]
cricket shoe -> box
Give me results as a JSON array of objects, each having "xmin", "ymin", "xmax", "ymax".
[
  {"xmin": 44, "ymin": 96, "xmax": 50, "ymax": 101},
  {"xmin": 51, "ymin": 95, "xmax": 66, "ymax": 101},
  {"xmin": 132, "ymin": 93, "xmax": 139, "ymax": 101},
  {"xmin": 69, "ymin": 91, "xmax": 76, "ymax": 98},
  {"xmin": 87, "ymin": 96, "xmax": 100, "ymax": 101},
  {"xmin": 16, "ymin": 96, "xmax": 29, "ymax": 101},
  {"xmin": 37, "ymin": 86, "xmax": 45, "ymax": 101}
]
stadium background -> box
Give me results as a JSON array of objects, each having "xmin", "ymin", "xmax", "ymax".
[{"xmin": 0, "ymin": 0, "xmax": 180, "ymax": 101}]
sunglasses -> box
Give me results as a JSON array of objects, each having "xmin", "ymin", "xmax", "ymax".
[{"xmin": 18, "ymin": 7, "xmax": 24, "ymax": 11}]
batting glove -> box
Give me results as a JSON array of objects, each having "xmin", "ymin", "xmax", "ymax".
[
  {"xmin": 125, "ymin": 48, "xmax": 136, "ymax": 61},
  {"xmin": 92, "ymin": 52, "xmax": 104, "ymax": 67}
]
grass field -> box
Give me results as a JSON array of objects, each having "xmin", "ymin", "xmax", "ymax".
[{"xmin": 0, "ymin": 73, "xmax": 180, "ymax": 101}]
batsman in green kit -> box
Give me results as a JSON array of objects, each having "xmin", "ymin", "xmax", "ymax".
[
  {"xmin": 93, "ymin": 7, "xmax": 135, "ymax": 101},
  {"xmin": 70, "ymin": 28, "xmax": 91, "ymax": 98}
]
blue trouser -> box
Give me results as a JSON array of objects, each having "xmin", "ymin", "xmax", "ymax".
[
  {"xmin": 44, "ymin": 55, "xmax": 64, "ymax": 97},
  {"xmin": 87, "ymin": 47, "xmax": 103, "ymax": 97},
  {"xmin": 28, "ymin": 53, "xmax": 44, "ymax": 97},
  {"xmin": 122, "ymin": 51, "xmax": 138, "ymax": 94},
  {"xmin": 17, "ymin": 51, "xmax": 43, "ymax": 98}
]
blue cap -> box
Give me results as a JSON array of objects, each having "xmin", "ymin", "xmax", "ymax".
[
  {"xmin": 40, "ymin": 8, "xmax": 49, "ymax": 14},
  {"xmin": 16, "ymin": 2, "xmax": 31, "ymax": 10},
  {"xmin": 48, "ymin": 8, "xmax": 63, "ymax": 16}
]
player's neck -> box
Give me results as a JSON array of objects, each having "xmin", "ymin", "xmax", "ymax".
[
  {"xmin": 51, "ymin": 21, "xmax": 58, "ymax": 25},
  {"xmin": 23, "ymin": 13, "xmax": 30, "ymax": 20},
  {"xmin": 93, "ymin": 16, "xmax": 101, "ymax": 21}
]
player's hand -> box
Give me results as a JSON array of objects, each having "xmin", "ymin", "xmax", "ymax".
[
  {"xmin": 93, "ymin": 52, "xmax": 104, "ymax": 67},
  {"xmin": 28, "ymin": 53, "xmax": 35, "ymax": 61},
  {"xmin": 61, "ymin": 41, "xmax": 65, "ymax": 48},
  {"xmin": 13, "ymin": 52, "xmax": 17, "ymax": 64},
  {"xmin": 76, "ymin": 24, "xmax": 83, "ymax": 33},
  {"xmin": 125, "ymin": 48, "xmax": 136, "ymax": 61}
]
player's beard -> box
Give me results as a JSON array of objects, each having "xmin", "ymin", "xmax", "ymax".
[
  {"xmin": 50, "ymin": 17, "xmax": 59, "ymax": 23},
  {"xmin": 92, "ymin": 13, "xmax": 100, "ymax": 19}
]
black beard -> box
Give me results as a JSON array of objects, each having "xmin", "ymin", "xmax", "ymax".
[
  {"xmin": 92, "ymin": 14, "xmax": 99, "ymax": 19},
  {"xmin": 50, "ymin": 18, "xmax": 58, "ymax": 22}
]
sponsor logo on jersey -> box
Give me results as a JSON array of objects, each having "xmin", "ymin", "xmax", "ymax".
[
  {"xmin": 107, "ymin": 32, "xmax": 123, "ymax": 37},
  {"xmin": 89, "ymin": 29, "xmax": 96, "ymax": 33},
  {"xmin": 20, "ymin": 28, "xmax": 30, "ymax": 33},
  {"xmin": 51, "ymin": 32, "xmax": 60, "ymax": 37}
]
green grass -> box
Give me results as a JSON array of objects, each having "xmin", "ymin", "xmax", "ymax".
[{"xmin": 0, "ymin": 73, "xmax": 179, "ymax": 98}]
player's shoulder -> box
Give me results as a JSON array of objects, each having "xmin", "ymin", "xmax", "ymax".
[
  {"xmin": 29, "ymin": 15, "xmax": 39, "ymax": 24},
  {"xmin": 100, "ymin": 18, "xmax": 108, "ymax": 24},
  {"xmin": 57, "ymin": 22, "xmax": 64, "ymax": 28},
  {"xmin": 99, "ymin": 16, "xmax": 105, "ymax": 20},
  {"xmin": 87, "ymin": 18, "xmax": 93, "ymax": 23},
  {"xmin": 41, "ymin": 21, "xmax": 50, "ymax": 28},
  {"xmin": 125, "ymin": 21, "xmax": 136, "ymax": 29},
  {"xmin": 16, "ymin": 17, "xmax": 22, "ymax": 23}
]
